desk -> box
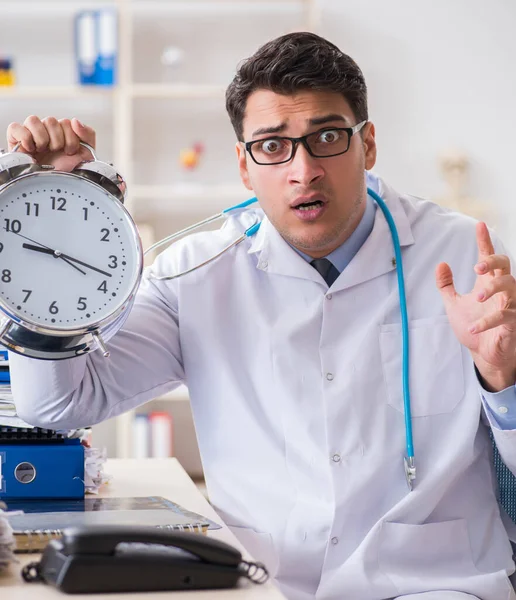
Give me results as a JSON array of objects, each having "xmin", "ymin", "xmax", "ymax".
[{"xmin": 0, "ymin": 458, "xmax": 286, "ymax": 599}]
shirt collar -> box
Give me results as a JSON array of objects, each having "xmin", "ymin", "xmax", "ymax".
[{"xmin": 247, "ymin": 171, "xmax": 415, "ymax": 292}]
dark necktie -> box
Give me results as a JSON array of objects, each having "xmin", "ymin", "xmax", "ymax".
[{"xmin": 310, "ymin": 258, "xmax": 340, "ymax": 287}]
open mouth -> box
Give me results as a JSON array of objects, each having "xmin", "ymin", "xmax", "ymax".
[
  {"xmin": 294, "ymin": 200, "xmax": 325, "ymax": 211},
  {"xmin": 291, "ymin": 198, "xmax": 328, "ymax": 221}
]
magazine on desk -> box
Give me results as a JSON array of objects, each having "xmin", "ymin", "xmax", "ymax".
[{"xmin": 4, "ymin": 496, "xmax": 221, "ymax": 552}]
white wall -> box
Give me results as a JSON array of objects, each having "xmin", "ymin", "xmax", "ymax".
[{"xmin": 321, "ymin": 0, "xmax": 516, "ymax": 253}]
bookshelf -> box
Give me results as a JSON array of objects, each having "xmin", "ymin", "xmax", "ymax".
[{"xmin": 0, "ymin": 0, "xmax": 319, "ymax": 463}]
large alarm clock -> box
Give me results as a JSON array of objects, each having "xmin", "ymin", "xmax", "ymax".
[{"xmin": 0, "ymin": 143, "xmax": 143, "ymax": 360}]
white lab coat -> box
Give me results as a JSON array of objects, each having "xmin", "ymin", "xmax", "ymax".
[{"xmin": 10, "ymin": 176, "xmax": 516, "ymax": 600}]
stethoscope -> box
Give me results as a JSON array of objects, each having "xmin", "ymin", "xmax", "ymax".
[{"xmin": 145, "ymin": 188, "xmax": 416, "ymax": 490}]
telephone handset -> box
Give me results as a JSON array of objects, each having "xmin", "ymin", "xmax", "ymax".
[{"xmin": 22, "ymin": 525, "xmax": 269, "ymax": 594}]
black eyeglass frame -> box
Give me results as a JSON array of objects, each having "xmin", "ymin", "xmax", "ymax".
[{"xmin": 244, "ymin": 120, "xmax": 368, "ymax": 166}]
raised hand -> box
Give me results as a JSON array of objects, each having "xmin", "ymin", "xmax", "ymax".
[{"xmin": 436, "ymin": 222, "xmax": 516, "ymax": 392}]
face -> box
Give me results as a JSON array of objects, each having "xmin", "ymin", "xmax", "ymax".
[{"xmin": 236, "ymin": 89, "xmax": 376, "ymax": 258}]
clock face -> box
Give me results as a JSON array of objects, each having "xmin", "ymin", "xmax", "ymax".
[{"xmin": 0, "ymin": 171, "xmax": 141, "ymax": 331}]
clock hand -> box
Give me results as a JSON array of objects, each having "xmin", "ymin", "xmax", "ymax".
[
  {"xmin": 8, "ymin": 230, "xmax": 55, "ymax": 252},
  {"xmin": 22, "ymin": 243, "xmax": 87, "ymax": 275},
  {"xmin": 11, "ymin": 229, "xmax": 112, "ymax": 278},
  {"xmin": 58, "ymin": 253, "xmax": 113, "ymax": 278},
  {"xmin": 22, "ymin": 243, "xmax": 55, "ymax": 256}
]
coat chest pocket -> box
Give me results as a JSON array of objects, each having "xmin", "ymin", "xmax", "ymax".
[{"xmin": 380, "ymin": 315, "xmax": 465, "ymax": 417}]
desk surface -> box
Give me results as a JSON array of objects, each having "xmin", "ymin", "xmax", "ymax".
[{"xmin": 0, "ymin": 458, "xmax": 286, "ymax": 599}]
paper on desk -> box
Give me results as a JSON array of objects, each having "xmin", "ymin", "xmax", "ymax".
[
  {"xmin": 0, "ymin": 389, "xmax": 13, "ymax": 402},
  {"xmin": 0, "ymin": 397, "xmax": 34, "ymax": 428},
  {"xmin": 0, "ymin": 507, "xmax": 15, "ymax": 570},
  {"xmin": 0, "ymin": 414, "xmax": 34, "ymax": 428},
  {"xmin": 84, "ymin": 446, "xmax": 111, "ymax": 494}
]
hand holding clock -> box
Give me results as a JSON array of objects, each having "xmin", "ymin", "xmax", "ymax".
[
  {"xmin": 7, "ymin": 116, "xmax": 96, "ymax": 172},
  {"xmin": 0, "ymin": 114, "xmax": 140, "ymax": 360}
]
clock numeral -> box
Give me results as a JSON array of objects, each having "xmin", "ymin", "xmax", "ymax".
[
  {"xmin": 0, "ymin": 243, "xmax": 3, "ymax": 253},
  {"xmin": 82, "ymin": 207, "xmax": 88, "ymax": 221},
  {"xmin": 1, "ymin": 270, "xmax": 11, "ymax": 283},
  {"xmin": 97, "ymin": 280, "xmax": 108, "ymax": 294},
  {"xmin": 108, "ymin": 255, "xmax": 118, "ymax": 269},
  {"xmin": 50, "ymin": 196, "xmax": 67, "ymax": 211},
  {"xmin": 22, "ymin": 289, "xmax": 32, "ymax": 303},
  {"xmin": 4, "ymin": 219, "xmax": 21, "ymax": 233},
  {"xmin": 77, "ymin": 297, "xmax": 87, "ymax": 311},
  {"xmin": 100, "ymin": 228, "xmax": 110, "ymax": 242},
  {"xmin": 49, "ymin": 301, "xmax": 59, "ymax": 314},
  {"xmin": 25, "ymin": 202, "xmax": 40, "ymax": 217}
]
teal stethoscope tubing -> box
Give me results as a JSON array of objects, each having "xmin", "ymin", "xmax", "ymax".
[{"xmin": 145, "ymin": 187, "xmax": 415, "ymax": 489}]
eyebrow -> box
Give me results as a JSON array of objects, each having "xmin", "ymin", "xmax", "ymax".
[
  {"xmin": 309, "ymin": 113, "xmax": 350, "ymax": 126},
  {"xmin": 251, "ymin": 114, "xmax": 351, "ymax": 138}
]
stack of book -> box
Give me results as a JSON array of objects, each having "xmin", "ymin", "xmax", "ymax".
[{"xmin": 0, "ymin": 349, "xmax": 32, "ymax": 429}]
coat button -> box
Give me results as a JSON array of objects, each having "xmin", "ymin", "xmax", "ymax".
[
  {"xmin": 326, "ymin": 372, "xmax": 334, "ymax": 381},
  {"xmin": 326, "ymin": 294, "xmax": 332, "ymax": 300},
  {"xmin": 331, "ymin": 537, "xmax": 339, "ymax": 545},
  {"xmin": 332, "ymin": 453, "xmax": 341, "ymax": 463},
  {"xmin": 498, "ymin": 406, "xmax": 509, "ymax": 414}
]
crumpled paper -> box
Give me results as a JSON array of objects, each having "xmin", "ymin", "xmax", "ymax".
[
  {"xmin": 84, "ymin": 446, "xmax": 112, "ymax": 495},
  {"xmin": 0, "ymin": 504, "xmax": 15, "ymax": 570}
]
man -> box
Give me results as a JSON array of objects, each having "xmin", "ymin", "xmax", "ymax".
[{"xmin": 7, "ymin": 32, "xmax": 516, "ymax": 600}]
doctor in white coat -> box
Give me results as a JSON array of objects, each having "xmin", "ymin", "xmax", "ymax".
[{"xmin": 7, "ymin": 32, "xmax": 516, "ymax": 600}]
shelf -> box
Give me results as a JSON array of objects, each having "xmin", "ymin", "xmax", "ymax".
[
  {"xmin": 0, "ymin": 0, "xmax": 318, "ymax": 461},
  {"xmin": 130, "ymin": 84, "xmax": 226, "ymax": 99},
  {"xmin": 132, "ymin": 183, "xmax": 251, "ymax": 202},
  {"xmin": 131, "ymin": 183, "xmax": 254, "ymax": 217},
  {"xmin": 132, "ymin": 0, "xmax": 306, "ymax": 12},
  {"xmin": 2, "ymin": 0, "xmax": 310, "ymax": 19},
  {"xmin": 0, "ymin": 86, "xmax": 114, "ymax": 99},
  {"xmin": 0, "ymin": 84, "xmax": 231, "ymax": 101},
  {"xmin": 2, "ymin": 0, "xmax": 307, "ymax": 13},
  {"xmin": 2, "ymin": 1, "xmax": 121, "ymax": 14}
]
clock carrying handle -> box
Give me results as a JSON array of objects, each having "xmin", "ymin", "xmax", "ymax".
[
  {"xmin": 10, "ymin": 141, "xmax": 98, "ymax": 162},
  {"xmin": 79, "ymin": 141, "xmax": 98, "ymax": 161}
]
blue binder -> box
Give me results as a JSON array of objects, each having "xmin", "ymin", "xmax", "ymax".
[
  {"xmin": 74, "ymin": 9, "xmax": 117, "ymax": 86},
  {"xmin": 75, "ymin": 11, "xmax": 97, "ymax": 85},
  {"xmin": 0, "ymin": 440, "xmax": 85, "ymax": 500},
  {"xmin": 95, "ymin": 9, "xmax": 117, "ymax": 85}
]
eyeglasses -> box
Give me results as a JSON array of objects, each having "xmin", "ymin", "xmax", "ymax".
[{"xmin": 244, "ymin": 120, "xmax": 367, "ymax": 166}]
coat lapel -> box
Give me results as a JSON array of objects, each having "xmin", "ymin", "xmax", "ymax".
[{"xmin": 248, "ymin": 217, "xmax": 322, "ymax": 284}]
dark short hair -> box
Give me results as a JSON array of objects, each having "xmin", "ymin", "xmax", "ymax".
[{"xmin": 225, "ymin": 31, "xmax": 368, "ymax": 141}]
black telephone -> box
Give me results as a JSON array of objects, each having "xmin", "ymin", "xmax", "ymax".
[{"xmin": 22, "ymin": 525, "xmax": 269, "ymax": 594}]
